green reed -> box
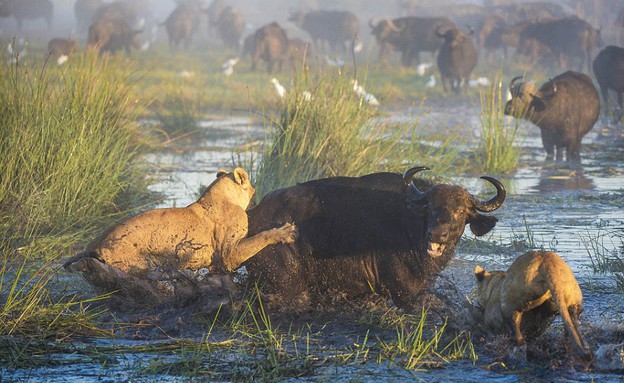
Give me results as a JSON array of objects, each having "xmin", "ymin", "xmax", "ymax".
[{"xmin": 0, "ymin": 51, "xmax": 152, "ymax": 257}]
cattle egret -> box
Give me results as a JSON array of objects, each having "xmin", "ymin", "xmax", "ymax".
[
  {"xmin": 426, "ymin": 75, "xmax": 436, "ymax": 88},
  {"xmin": 416, "ymin": 62, "xmax": 432, "ymax": 76},
  {"xmin": 469, "ymin": 77, "xmax": 491, "ymax": 87},
  {"xmin": 324, "ymin": 55, "xmax": 345, "ymax": 67},
  {"xmin": 57, "ymin": 55, "xmax": 68, "ymax": 65},
  {"xmin": 271, "ymin": 77, "xmax": 286, "ymax": 99},
  {"xmin": 301, "ymin": 91, "xmax": 312, "ymax": 101},
  {"xmin": 353, "ymin": 40, "xmax": 363, "ymax": 53},
  {"xmin": 352, "ymin": 79, "xmax": 380, "ymax": 106},
  {"xmin": 222, "ymin": 57, "xmax": 239, "ymax": 77},
  {"xmin": 178, "ymin": 70, "xmax": 195, "ymax": 79}
]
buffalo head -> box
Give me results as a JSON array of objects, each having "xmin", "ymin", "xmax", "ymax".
[
  {"xmin": 505, "ymin": 76, "xmax": 556, "ymax": 117},
  {"xmin": 403, "ymin": 166, "xmax": 506, "ymax": 258}
]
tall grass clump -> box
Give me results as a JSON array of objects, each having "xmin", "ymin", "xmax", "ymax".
[
  {"xmin": 248, "ymin": 69, "xmax": 459, "ymax": 197},
  {"xmin": 475, "ymin": 75, "xmax": 524, "ymax": 175},
  {"xmin": 0, "ymin": 52, "xmax": 151, "ymax": 256}
]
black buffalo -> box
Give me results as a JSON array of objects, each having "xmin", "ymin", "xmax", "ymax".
[
  {"xmin": 593, "ymin": 45, "xmax": 624, "ymax": 121},
  {"xmin": 163, "ymin": 4, "xmax": 199, "ymax": 50},
  {"xmin": 3, "ymin": 0, "xmax": 53, "ymax": 32},
  {"xmin": 250, "ymin": 22, "xmax": 289, "ymax": 73},
  {"xmin": 436, "ymin": 27, "xmax": 478, "ymax": 93},
  {"xmin": 517, "ymin": 17, "xmax": 601, "ymax": 72},
  {"xmin": 205, "ymin": 0, "xmax": 226, "ymax": 37},
  {"xmin": 216, "ymin": 6, "xmax": 245, "ymax": 50},
  {"xmin": 369, "ymin": 17, "xmax": 455, "ymax": 67},
  {"xmin": 244, "ymin": 167, "xmax": 505, "ymax": 309},
  {"xmin": 505, "ymin": 71, "xmax": 600, "ymax": 162},
  {"xmin": 289, "ymin": 10, "xmax": 359, "ymax": 53}
]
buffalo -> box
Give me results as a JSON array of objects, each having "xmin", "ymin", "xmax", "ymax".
[
  {"xmin": 517, "ymin": 17, "xmax": 601, "ymax": 72},
  {"xmin": 436, "ymin": 27, "xmax": 478, "ymax": 93},
  {"xmin": 593, "ymin": 46, "xmax": 624, "ymax": 121},
  {"xmin": 74, "ymin": 0, "xmax": 102, "ymax": 33},
  {"xmin": 47, "ymin": 38, "xmax": 78, "ymax": 62},
  {"xmin": 289, "ymin": 10, "xmax": 359, "ymax": 53},
  {"xmin": 88, "ymin": 16, "xmax": 143, "ymax": 54},
  {"xmin": 3, "ymin": 0, "xmax": 53, "ymax": 32},
  {"xmin": 205, "ymin": 0, "xmax": 226, "ymax": 37},
  {"xmin": 250, "ymin": 22, "xmax": 289, "ymax": 73},
  {"xmin": 216, "ymin": 6, "xmax": 245, "ymax": 50},
  {"xmin": 505, "ymin": 71, "xmax": 600, "ymax": 162},
  {"xmin": 162, "ymin": 4, "xmax": 199, "ymax": 50},
  {"xmin": 244, "ymin": 166, "xmax": 506, "ymax": 309},
  {"xmin": 369, "ymin": 17, "xmax": 455, "ymax": 67}
]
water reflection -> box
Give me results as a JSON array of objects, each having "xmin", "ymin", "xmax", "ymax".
[{"xmin": 534, "ymin": 167, "xmax": 595, "ymax": 193}]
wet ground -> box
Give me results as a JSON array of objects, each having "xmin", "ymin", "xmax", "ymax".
[{"xmin": 3, "ymin": 103, "xmax": 623, "ymax": 382}]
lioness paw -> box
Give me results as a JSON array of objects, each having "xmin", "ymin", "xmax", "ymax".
[{"xmin": 276, "ymin": 222, "xmax": 298, "ymax": 243}]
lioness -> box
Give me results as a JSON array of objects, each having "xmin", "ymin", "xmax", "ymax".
[
  {"xmin": 65, "ymin": 168, "xmax": 298, "ymax": 302},
  {"xmin": 474, "ymin": 251, "xmax": 588, "ymax": 357}
]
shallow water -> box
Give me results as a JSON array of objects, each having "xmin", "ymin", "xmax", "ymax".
[{"xmin": 4, "ymin": 107, "xmax": 623, "ymax": 382}]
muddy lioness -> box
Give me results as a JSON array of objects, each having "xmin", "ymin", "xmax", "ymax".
[
  {"xmin": 65, "ymin": 168, "xmax": 298, "ymax": 303},
  {"xmin": 474, "ymin": 251, "xmax": 588, "ymax": 357}
]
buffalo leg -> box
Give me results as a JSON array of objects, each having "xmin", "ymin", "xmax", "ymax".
[{"xmin": 541, "ymin": 131, "xmax": 555, "ymax": 161}]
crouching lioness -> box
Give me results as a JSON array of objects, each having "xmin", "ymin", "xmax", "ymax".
[
  {"xmin": 64, "ymin": 168, "xmax": 298, "ymax": 305},
  {"xmin": 474, "ymin": 251, "xmax": 589, "ymax": 357}
]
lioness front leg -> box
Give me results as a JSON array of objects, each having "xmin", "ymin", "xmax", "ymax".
[
  {"xmin": 222, "ymin": 223, "xmax": 298, "ymax": 271},
  {"xmin": 512, "ymin": 311, "xmax": 525, "ymax": 345}
]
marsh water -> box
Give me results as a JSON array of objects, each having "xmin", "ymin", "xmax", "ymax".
[{"xmin": 3, "ymin": 105, "xmax": 624, "ymax": 382}]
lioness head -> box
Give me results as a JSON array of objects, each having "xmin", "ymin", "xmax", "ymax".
[
  {"xmin": 198, "ymin": 168, "xmax": 256, "ymax": 209},
  {"xmin": 474, "ymin": 265, "xmax": 505, "ymax": 309}
]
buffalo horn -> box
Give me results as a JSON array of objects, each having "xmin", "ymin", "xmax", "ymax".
[
  {"xmin": 403, "ymin": 166, "xmax": 430, "ymax": 201},
  {"xmin": 472, "ymin": 176, "xmax": 506, "ymax": 212},
  {"xmin": 509, "ymin": 75, "xmax": 523, "ymax": 93},
  {"xmin": 387, "ymin": 18, "xmax": 401, "ymax": 32},
  {"xmin": 542, "ymin": 78, "xmax": 557, "ymax": 99}
]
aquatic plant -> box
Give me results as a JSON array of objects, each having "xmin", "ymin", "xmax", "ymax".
[
  {"xmin": 0, "ymin": 51, "xmax": 151, "ymax": 257},
  {"xmin": 582, "ymin": 229, "xmax": 624, "ymax": 291},
  {"xmin": 475, "ymin": 75, "xmax": 524, "ymax": 175},
  {"xmin": 243, "ymin": 67, "xmax": 459, "ymax": 198}
]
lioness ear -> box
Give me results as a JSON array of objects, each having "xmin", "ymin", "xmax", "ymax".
[
  {"xmin": 216, "ymin": 169, "xmax": 228, "ymax": 178},
  {"xmin": 475, "ymin": 265, "xmax": 486, "ymax": 282},
  {"xmin": 233, "ymin": 168, "xmax": 248, "ymax": 185}
]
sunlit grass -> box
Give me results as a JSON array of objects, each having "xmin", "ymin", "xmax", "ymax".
[
  {"xmin": 0, "ymin": 51, "xmax": 154, "ymax": 258},
  {"xmin": 582, "ymin": 229, "xmax": 624, "ymax": 291},
  {"xmin": 236, "ymin": 66, "xmax": 460, "ymax": 198},
  {"xmin": 475, "ymin": 74, "xmax": 524, "ymax": 175}
]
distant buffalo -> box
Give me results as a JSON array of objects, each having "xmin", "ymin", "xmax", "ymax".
[
  {"xmin": 289, "ymin": 10, "xmax": 359, "ymax": 53},
  {"xmin": 593, "ymin": 46, "xmax": 624, "ymax": 121},
  {"xmin": 250, "ymin": 22, "xmax": 289, "ymax": 73},
  {"xmin": 505, "ymin": 71, "xmax": 600, "ymax": 162},
  {"xmin": 4, "ymin": 0, "xmax": 53, "ymax": 32},
  {"xmin": 88, "ymin": 16, "xmax": 143, "ymax": 54},
  {"xmin": 370, "ymin": 16, "xmax": 455, "ymax": 66},
  {"xmin": 216, "ymin": 6, "xmax": 245, "ymax": 50},
  {"xmin": 436, "ymin": 27, "xmax": 478, "ymax": 93},
  {"xmin": 163, "ymin": 4, "xmax": 199, "ymax": 50}
]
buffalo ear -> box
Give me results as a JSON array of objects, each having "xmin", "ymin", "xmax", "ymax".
[
  {"xmin": 475, "ymin": 265, "xmax": 487, "ymax": 282},
  {"xmin": 469, "ymin": 214, "xmax": 497, "ymax": 236}
]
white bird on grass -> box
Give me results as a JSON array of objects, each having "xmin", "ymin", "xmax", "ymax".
[
  {"xmin": 324, "ymin": 55, "xmax": 345, "ymax": 67},
  {"xmin": 271, "ymin": 77, "xmax": 286, "ymax": 99},
  {"xmin": 57, "ymin": 55, "xmax": 69, "ymax": 65},
  {"xmin": 301, "ymin": 90, "xmax": 312, "ymax": 101},
  {"xmin": 425, "ymin": 75, "xmax": 436, "ymax": 88},
  {"xmin": 351, "ymin": 79, "xmax": 379, "ymax": 106},
  {"xmin": 222, "ymin": 57, "xmax": 239, "ymax": 77},
  {"xmin": 468, "ymin": 76, "xmax": 491, "ymax": 87},
  {"xmin": 7, "ymin": 39, "xmax": 28, "ymax": 64},
  {"xmin": 416, "ymin": 62, "xmax": 432, "ymax": 76}
]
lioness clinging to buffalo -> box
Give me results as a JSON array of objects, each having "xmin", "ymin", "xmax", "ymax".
[
  {"xmin": 474, "ymin": 251, "xmax": 588, "ymax": 357},
  {"xmin": 64, "ymin": 168, "xmax": 298, "ymax": 305}
]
